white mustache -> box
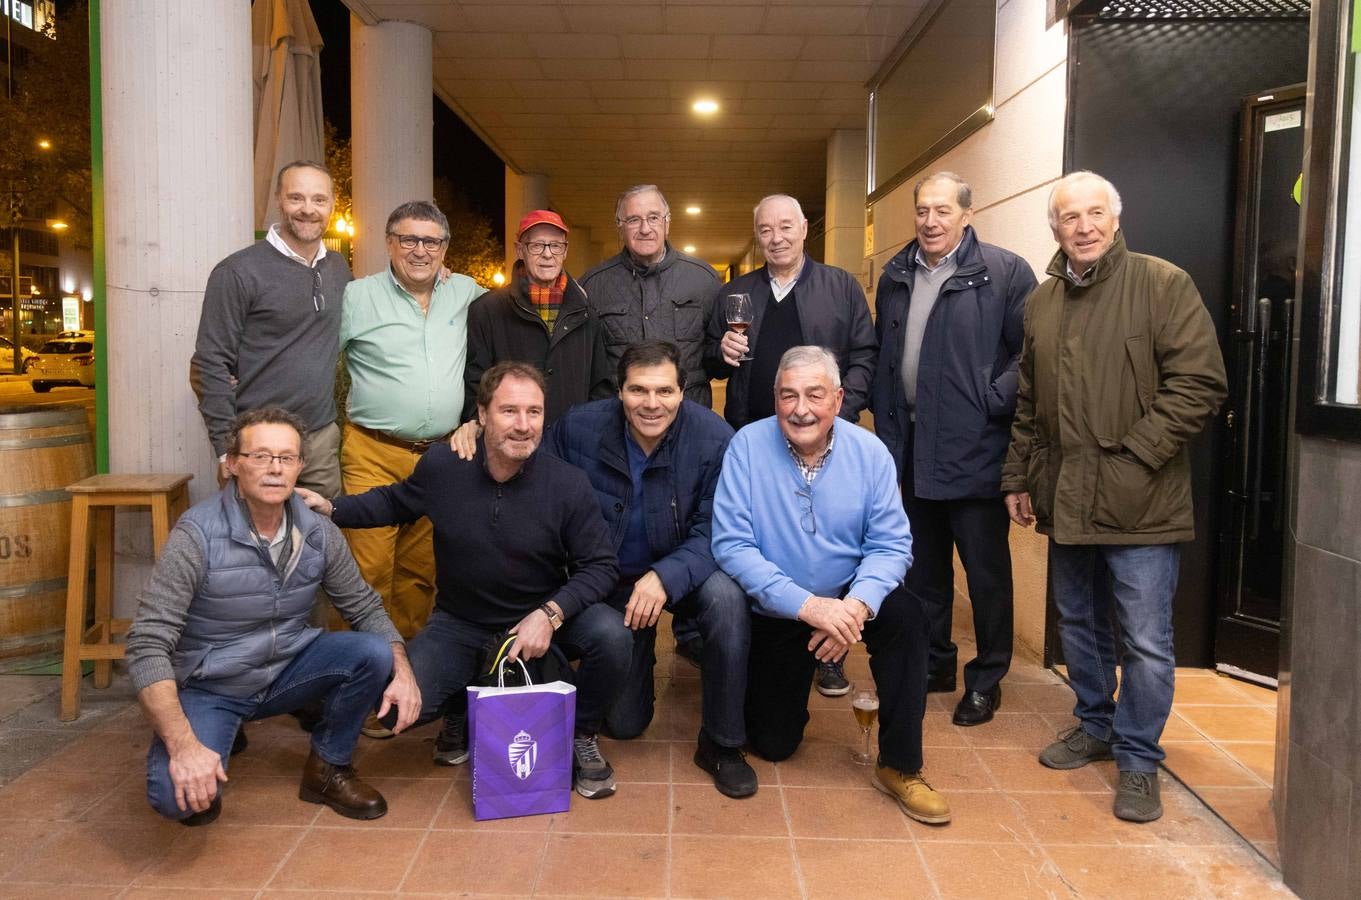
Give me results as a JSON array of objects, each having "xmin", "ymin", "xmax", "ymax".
[{"xmin": 785, "ymin": 414, "xmax": 818, "ymax": 426}]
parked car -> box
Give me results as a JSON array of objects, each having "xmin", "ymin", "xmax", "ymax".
[
  {"xmin": 28, "ymin": 337, "xmax": 96, "ymax": 392},
  {"xmin": 0, "ymin": 337, "xmax": 36, "ymax": 373}
]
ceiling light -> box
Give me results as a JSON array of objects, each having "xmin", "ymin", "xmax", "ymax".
[
  {"xmin": 685, "ymin": 206, "xmax": 701, "ymax": 215},
  {"xmin": 683, "ymin": 244, "xmax": 696, "ymax": 253},
  {"xmin": 691, "ymin": 99, "xmax": 719, "ymax": 115}
]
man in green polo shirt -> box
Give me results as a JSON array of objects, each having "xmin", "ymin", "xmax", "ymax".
[{"xmin": 339, "ymin": 200, "xmax": 484, "ymax": 650}]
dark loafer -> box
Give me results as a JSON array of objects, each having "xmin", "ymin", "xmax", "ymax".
[
  {"xmin": 927, "ymin": 673, "xmax": 957, "ymax": 694},
  {"xmin": 951, "ymin": 686, "xmax": 1001, "ymax": 726}
]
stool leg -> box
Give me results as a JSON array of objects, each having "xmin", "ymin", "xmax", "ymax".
[
  {"xmin": 61, "ymin": 496, "xmax": 92, "ymax": 721},
  {"xmin": 151, "ymin": 495, "xmax": 173, "ymax": 559},
  {"xmin": 92, "ymin": 506, "xmax": 115, "ymax": 690}
]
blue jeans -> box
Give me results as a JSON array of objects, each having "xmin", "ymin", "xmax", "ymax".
[
  {"xmin": 1049, "ymin": 541, "xmax": 1180, "ymax": 773},
  {"xmin": 146, "ymin": 631, "xmax": 393, "ymax": 821},
  {"xmin": 395, "ymin": 604, "xmax": 632, "ymax": 735},
  {"xmin": 603, "ymin": 570, "xmax": 750, "ymax": 747}
]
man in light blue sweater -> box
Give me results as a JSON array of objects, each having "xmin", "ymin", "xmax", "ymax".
[{"xmin": 712, "ymin": 345, "xmax": 949, "ymax": 825}]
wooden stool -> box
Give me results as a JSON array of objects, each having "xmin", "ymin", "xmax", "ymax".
[{"xmin": 60, "ymin": 473, "xmax": 193, "ymax": 721}]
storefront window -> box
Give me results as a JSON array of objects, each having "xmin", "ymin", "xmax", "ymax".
[{"xmin": 1298, "ymin": 0, "xmax": 1361, "ymax": 437}]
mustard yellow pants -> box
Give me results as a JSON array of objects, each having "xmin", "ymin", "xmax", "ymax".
[{"xmin": 340, "ymin": 422, "xmax": 436, "ymax": 639}]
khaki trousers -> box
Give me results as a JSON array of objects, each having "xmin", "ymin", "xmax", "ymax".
[{"xmin": 340, "ymin": 422, "xmax": 437, "ymax": 639}]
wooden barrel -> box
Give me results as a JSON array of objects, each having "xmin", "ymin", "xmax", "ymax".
[{"xmin": 0, "ymin": 406, "xmax": 94, "ymax": 659}]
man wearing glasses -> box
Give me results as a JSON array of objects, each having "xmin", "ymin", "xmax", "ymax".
[
  {"xmin": 712, "ymin": 345, "xmax": 949, "ymax": 825},
  {"xmin": 192, "ymin": 160, "xmax": 350, "ymax": 498},
  {"xmin": 339, "ymin": 200, "xmax": 484, "ymax": 651},
  {"xmin": 126, "ymin": 407, "xmax": 420, "ymax": 826},
  {"xmin": 580, "ymin": 184, "xmax": 721, "ymax": 409},
  {"xmin": 458, "ymin": 209, "xmax": 612, "ymax": 432}
]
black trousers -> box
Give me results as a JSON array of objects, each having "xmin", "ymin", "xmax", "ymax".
[
  {"xmin": 902, "ymin": 423, "xmax": 1014, "ymax": 693},
  {"xmin": 744, "ymin": 587, "xmax": 928, "ymax": 774}
]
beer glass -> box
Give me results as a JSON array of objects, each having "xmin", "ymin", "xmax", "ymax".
[
  {"xmin": 850, "ymin": 684, "xmax": 879, "ymax": 765},
  {"xmin": 725, "ymin": 293, "xmax": 754, "ymax": 362}
]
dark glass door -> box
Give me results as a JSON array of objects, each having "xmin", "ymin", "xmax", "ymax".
[{"xmin": 1216, "ymin": 84, "xmax": 1305, "ymax": 682}]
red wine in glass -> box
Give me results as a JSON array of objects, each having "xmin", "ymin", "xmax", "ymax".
[{"xmin": 725, "ymin": 293, "xmax": 754, "ymax": 362}]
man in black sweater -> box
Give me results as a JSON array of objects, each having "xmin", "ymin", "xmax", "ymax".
[{"xmin": 297, "ymin": 363, "xmax": 630, "ymax": 800}]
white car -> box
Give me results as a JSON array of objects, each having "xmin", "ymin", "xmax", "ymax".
[
  {"xmin": 28, "ymin": 336, "xmax": 96, "ymax": 392},
  {"xmin": 0, "ymin": 337, "xmax": 36, "ymax": 373}
]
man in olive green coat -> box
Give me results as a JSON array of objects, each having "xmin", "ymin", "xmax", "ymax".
[{"xmin": 1001, "ymin": 171, "xmax": 1227, "ymax": 824}]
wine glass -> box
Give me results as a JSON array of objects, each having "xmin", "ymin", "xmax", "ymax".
[
  {"xmin": 850, "ymin": 684, "xmax": 879, "ymax": 765},
  {"xmin": 724, "ymin": 293, "xmax": 754, "ymax": 362}
]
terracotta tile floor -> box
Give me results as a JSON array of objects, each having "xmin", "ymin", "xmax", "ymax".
[{"xmin": 0, "ymin": 632, "xmax": 1293, "ymax": 897}]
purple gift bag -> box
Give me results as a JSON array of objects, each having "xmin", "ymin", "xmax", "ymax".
[{"xmin": 467, "ymin": 660, "xmax": 576, "ymax": 822}]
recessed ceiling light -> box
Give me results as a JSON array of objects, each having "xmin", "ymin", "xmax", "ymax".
[
  {"xmin": 692, "ymin": 99, "xmax": 719, "ymax": 115},
  {"xmin": 685, "ymin": 206, "xmax": 701, "ymax": 215},
  {"xmin": 683, "ymin": 244, "xmax": 697, "ymax": 253}
]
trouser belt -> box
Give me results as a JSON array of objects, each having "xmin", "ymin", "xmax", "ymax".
[{"xmin": 351, "ymin": 422, "xmax": 449, "ymax": 454}]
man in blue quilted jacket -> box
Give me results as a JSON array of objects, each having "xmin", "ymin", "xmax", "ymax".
[{"xmin": 125, "ymin": 407, "xmax": 420, "ymax": 827}]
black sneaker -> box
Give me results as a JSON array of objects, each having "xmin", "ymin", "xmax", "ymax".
[
  {"xmin": 433, "ymin": 713, "xmax": 469, "ymax": 766},
  {"xmin": 1114, "ymin": 770, "xmax": 1163, "ymax": 822},
  {"xmin": 815, "ymin": 659, "xmax": 850, "ymax": 697},
  {"xmin": 572, "ymin": 733, "xmax": 616, "ymax": 799},
  {"xmin": 693, "ymin": 729, "xmax": 757, "ymax": 798},
  {"xmin": 1038, "ymin": 725, "xmax": 1114, "ymax": 770}
]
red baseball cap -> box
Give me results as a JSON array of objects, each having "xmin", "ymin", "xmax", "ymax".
[{"xmin": 517, "ymin": 209, "xmax": 569, "ymax": 239}]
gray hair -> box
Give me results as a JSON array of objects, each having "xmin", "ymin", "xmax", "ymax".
[
  {"xmin": 615, "ymin": 184, "xmax": 670, "ymax": 222},
  {"xmin": 753, "ymin": 194, "xmax": 806, "ymax": 227},
  {"xmin": 273, "ymin": 160, "xmax": 332, "ymax": 196},
  {"xmin": 385, "ymin": 200, "xmax": 450, "ymax": 239},
  {"xmin": 776, "ymin": 345, "xmax": 841, "ymax": 388},
  {"xmin": 1047, "ymin": 171, "xmax": 1123, "ymax": 229},
  {"xmin": 913, "ymin": 171, "xmax": 972, "ymax": 209}
]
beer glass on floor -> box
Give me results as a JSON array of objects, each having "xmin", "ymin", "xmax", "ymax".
[{"xmin": 851, "ymin": 684, "xmax": 879, "ymax": 765}]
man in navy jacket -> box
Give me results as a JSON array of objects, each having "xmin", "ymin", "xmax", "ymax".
[
  {"xmin": 869, "ymin": 172, "xmax": 1036, "ymax": 727},
  {"xmin": 547, "ymin": 340, "xmax": 757, "ymax": 798}
]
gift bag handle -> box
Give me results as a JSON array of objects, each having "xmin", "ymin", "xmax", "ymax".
[{"xmin": 494, "ymin": 656, "xmax": 533, "ymax": 688}]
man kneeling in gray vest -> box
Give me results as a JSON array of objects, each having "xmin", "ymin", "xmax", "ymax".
[{"xmin": 125, "ymin": 407, "xmax": 421, "ymax": 826}]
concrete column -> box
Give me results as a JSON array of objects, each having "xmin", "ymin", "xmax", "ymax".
[
  {"xmin": 824, "ymin": 129, "xmax": 869, "ymax": 280},
  {"xmin": 351, "ymin": 18, "xmax": 433, "ymax": 277},
  {"xmin": 504, "ymin": 168, "xmax": 549, "ymax": 274},
  {"xmin": 101, "ymin": 0, "xmax": 253, "ymax": 613}
]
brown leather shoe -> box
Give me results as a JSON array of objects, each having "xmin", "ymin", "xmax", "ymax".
[{"xmin": 299, "ymin": 749, "xmax": 388, "ymax": 820}]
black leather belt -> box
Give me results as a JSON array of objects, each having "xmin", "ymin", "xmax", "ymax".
[{"xmin": 352, "ymin": 422, "xmax": 449, "ymax": 454}]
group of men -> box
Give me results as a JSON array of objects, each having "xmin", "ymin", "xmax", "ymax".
[{"xmin": 126, "ymin": 160, "xmax": 1225, "ymax": 831}]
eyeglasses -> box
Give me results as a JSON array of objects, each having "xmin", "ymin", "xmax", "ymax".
[
  {"xmin": 617, "ymin": 213, "xmax": 668, "ymax": 231},
  {"xmin": 388, "ymin": 233, "xmax": 448, "ymax": 252},
  {"xmin": 234, "ymin": 450, "xmax": 303, "ymax": 468},
  {"xmin": 796, "ymin": 488, "xmax": 816, "ymax": 534},
  {"xmin": 522, "ymin": 240, "xmax": 568, "ymax": 256},
  {"xmin": 311, "ymin": 267, "xmax": 324, "ymax": 312}
]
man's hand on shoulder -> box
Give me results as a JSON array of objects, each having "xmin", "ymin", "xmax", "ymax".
[
  {"xmin": 449, "ymin": 420, "xmax": 481, "ymax": 461},
  {"xmin": 294, "ymin": 487, "xmax": 333, "ymax": 516},
  {"xmin": 623, "ymin": 571, "xmax": 668, "ymax": 630}
]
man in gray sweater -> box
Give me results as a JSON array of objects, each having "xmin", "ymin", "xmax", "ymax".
[
  {"xmin": 125, "ymin": 407, "xmax": 420, "ymax": 826},
  {"xmin": 190, "ymin": 161, "xmax": 351, "ymax": 497}
]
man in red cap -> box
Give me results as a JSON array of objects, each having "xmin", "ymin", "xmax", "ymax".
[{"xmin": 452, "ymin": 210, "xmax": 613, "ymax": 449}]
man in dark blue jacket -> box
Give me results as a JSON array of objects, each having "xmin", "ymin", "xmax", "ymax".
[
  {"xmin": 869, "ymin": 172, "xmax": 1036, "ymax": 727},
  {"xmin": 548, "ymin": 340, "xmax": 757, "ymax": 798}
]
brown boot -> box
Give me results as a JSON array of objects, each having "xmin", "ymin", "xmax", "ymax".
[{"xmin": 299, "ymin": 749, "xmax": 388, "ymax": 820}]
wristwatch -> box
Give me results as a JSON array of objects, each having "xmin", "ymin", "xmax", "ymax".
[{"xmin": 539, "ymin": 603, "xmax": 563, "ymax": 631}]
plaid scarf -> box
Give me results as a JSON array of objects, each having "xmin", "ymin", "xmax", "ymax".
[{"xmin": 527, "ymin": 273, "xmax": 567, "ymax": 332}]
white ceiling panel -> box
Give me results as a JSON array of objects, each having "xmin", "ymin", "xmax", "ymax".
[{"xmin": 352, "ymin": 0, "xmax": 930, "ymax": 261}]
